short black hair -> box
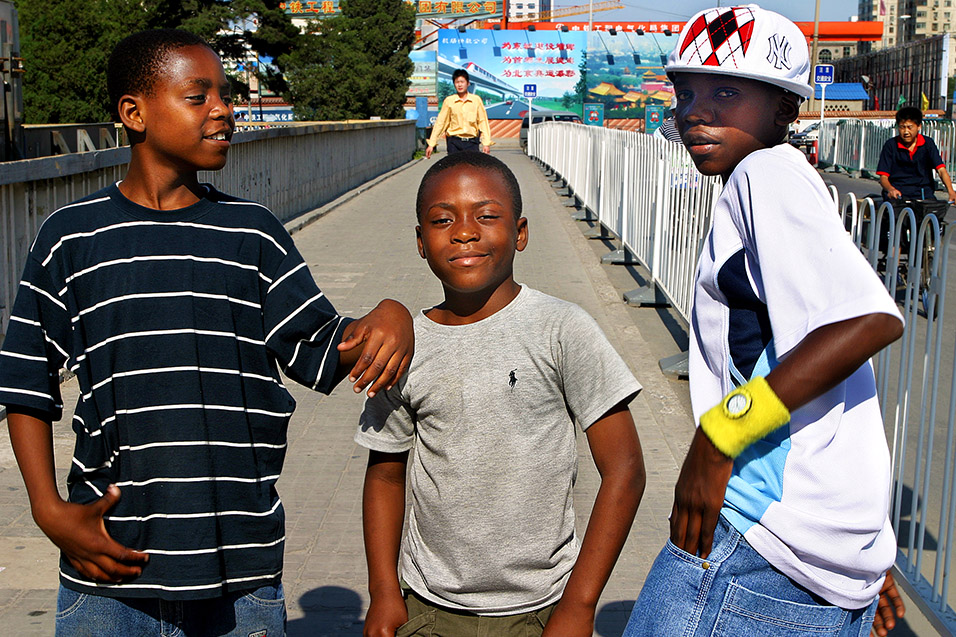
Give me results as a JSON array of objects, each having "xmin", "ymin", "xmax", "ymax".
[
  {"xmin": 896, "ymin": 106, "xmax": 923, "ymax": 125},
  {"xmin": 416, "ymin": 153, "xmax": 522, "ymax": 221},
  {"xmin": 107, "ymin": 29, "xmax": 213, "ymax": 122},
  {"xmin": 452, "ymin": 69, "xmax": 470, "ymax": 83}
]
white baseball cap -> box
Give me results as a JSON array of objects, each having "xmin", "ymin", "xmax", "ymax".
[{"xmin": 665, "ymin": 5, "xmax": 812, "ymax": 99}]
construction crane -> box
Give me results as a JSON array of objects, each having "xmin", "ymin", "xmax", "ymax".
[
  {"xmin": 532, "ymin": 1, "xmax": 624, "ymax": 22},
  {"xmin": 412, "ymin": 0, "xmax": 624, "ymax": 49},
  {"xmin": 413, "ymin": 1, "xmax": 623, "ymax": 48}
]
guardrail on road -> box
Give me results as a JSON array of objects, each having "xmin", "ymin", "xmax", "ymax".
[
  {"xmin": 530, "ymin": 122, "xmax": 721, "ymax": 321},
  {"xmin": 818, "ymin": 118, "xmax": 956, "ymax": 179},
  {"xmin": 531, "ymin": 120, "xmax": 956, "ymax": 633}
]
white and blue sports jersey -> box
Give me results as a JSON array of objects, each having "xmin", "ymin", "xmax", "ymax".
[{"xmin": 688, "ymin": 143, "xmax": 904, "ymax": 609}]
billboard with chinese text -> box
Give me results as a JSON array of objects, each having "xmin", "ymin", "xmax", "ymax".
[
  {"xmin": 279, "ymin": 0, "xmax": 501, "ymax": 19},
  {"xmin": 437, "ymin": 29, "xmax": 586, "ymax": 117}
]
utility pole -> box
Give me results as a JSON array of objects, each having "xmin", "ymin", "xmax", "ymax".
[
  {"xmin": 810, "ymin": 0, "xmax": 821, "ymax": 112},
  {"xmin": 588, "ymin": 0, "xmax": 594, "ymax": 32}
]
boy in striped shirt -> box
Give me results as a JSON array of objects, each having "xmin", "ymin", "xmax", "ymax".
[{"xmin": 0, "ymin": 29, "xmax": 412, "ymax": 635}]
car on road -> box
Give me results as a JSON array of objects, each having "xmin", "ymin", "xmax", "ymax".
[
  {"xmin": 520, "ymin": 110, "xmax": 583, "ymax": 152},
  {"xmin": 789, "ymin": 121, "xmax": 821, "ymax": 147}
]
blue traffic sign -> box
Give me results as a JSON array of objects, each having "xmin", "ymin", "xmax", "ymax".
[
  {"xmin": 523, "ymin": 84, "xmax": 537, "ymax": 98},
  {"xmin": 814, "ymin": 64, "xmax": 834, "ymax": 86}
]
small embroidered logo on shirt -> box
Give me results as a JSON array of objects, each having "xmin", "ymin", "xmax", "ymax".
[{"xmin": 509, "ymin": 368, "xmax": 518, "ymax": 391}]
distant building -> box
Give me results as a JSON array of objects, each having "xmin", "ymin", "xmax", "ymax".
[
  {"xmin": 859, "ymin": 0, "xmax": 955, "ymax": 50},
  {"xmin": 857, "ymin": 0, "xmax": 956, "ymax": 81},
  {"xmin": 812, "ymin": 41, "xmax": 860, "ymax": 65},
  {"xmin": 509, "ymin": 0, "xmax": 551, "ymax": 22},
  {"xmin": 590, "ymin": 81, "xmax": 625, "ymax": 96}
]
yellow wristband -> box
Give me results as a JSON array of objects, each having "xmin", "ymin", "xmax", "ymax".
[{"xmin": 699, "ymin": 377, "xmax": 790, "ymax": 459}]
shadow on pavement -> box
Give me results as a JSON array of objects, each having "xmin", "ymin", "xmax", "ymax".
[
  {"xmin": 596, "ymin": 600, "xmax": 634, "ymax": 636},
  {"xmin": 287, "ymin": 586, "xmax": 364, "ymax": 636}
]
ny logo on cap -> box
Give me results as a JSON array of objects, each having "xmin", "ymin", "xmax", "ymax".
[
  {"xmin": 679, "ymin": 6, "xmax": 755, "ymax": 68},
  {"xmin": 766, "ymin": 34, "xmax": 792, "ymax": 70}
]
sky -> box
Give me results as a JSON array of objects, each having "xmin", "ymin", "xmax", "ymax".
[{"xmin": 553, "ymin": 0, "xmax": 862, "ymax": 24}]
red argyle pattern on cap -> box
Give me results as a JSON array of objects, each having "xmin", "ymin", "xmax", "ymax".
[{"xmin": 679, "ymin": 6, "xmax": 755, "ymax": 68}]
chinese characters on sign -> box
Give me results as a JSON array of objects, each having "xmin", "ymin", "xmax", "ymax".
[
  {"xmin": 437, "ymin": 29, "xmax": 586, "ymax": 112},
  {"xmin": 409, "ymin": 50, "xmax": 438, "ymax": 96},
  {"xmin": 546, "ymin": 22, "xmax": 683, "ymax": 33},
  {"xmin": 417, "ymin": 1, "xmax": 498, "ymax": 14},
  {"xmin": 279, "ymin": 1, "xmax": 338, "ymax": 14},
  {"xmin": 279, "ymin": 0, "xmax": 501, "ymax": 18},
  {"xmin": 497, "ymin": 42, "xmax": 577, "ymax": 78}
]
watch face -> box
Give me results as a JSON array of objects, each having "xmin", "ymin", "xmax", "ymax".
[{"xmin": 726, "ymin": 392, "xmax": 751, "ymax": 417}]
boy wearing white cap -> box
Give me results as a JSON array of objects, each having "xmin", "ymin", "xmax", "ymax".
[{"xmin": 624, "ymin": 5, "xmax": 906, "ymax": 636}]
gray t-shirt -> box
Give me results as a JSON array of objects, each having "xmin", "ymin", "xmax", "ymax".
[{"xmin": 355, "ymin": 286, "xmax": 642, "ymax": 615}]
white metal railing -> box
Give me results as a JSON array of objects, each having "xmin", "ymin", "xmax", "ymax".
[
  {"xmin": 818, "ymin": 118, "xmax": 956, "ymax": 178},
  {"xmin": 532, "ymin": 120, "xmax": 956, "ymax": 633},
  {"xmin": 0, "ymin": 120, "xmax": 416, "ymax": 339},
  {"xmin": 530, "ymin": 122, "xmax": 721, "ymax": 320}
]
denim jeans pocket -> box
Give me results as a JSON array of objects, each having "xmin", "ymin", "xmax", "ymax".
[
  {"xmin": 396, "ymin": 609, "xmax": 435, "ymax": 637},
  {"xmin": 55, "ymin": 586, "xmax": 88, "ymax": 620},
  {"xmin": 665, "ymin": 538, "xmax": 716, "ymax": 566},
  {"xmin": 230, "ymin": 584, "xmax": 287, "ymax": 637},
  {"xmin": 713, "ymin": 580, "xmax": 848, "ymax": 636},
  {"xmin": 238, "ymin": 583, "xmax": 286, "ymax": 607}
]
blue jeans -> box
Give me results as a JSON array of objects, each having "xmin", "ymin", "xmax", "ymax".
[
  {"xmin": 623, "ymin": 517, "xmax": 877, "ymax": 637},
  {"xmin": 55, "ymin": 583, "xmax": 286, "ymax": 636}
]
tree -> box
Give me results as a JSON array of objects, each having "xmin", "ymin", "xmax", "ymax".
[
  {"xmin": 15, "ymin": 0, "xmax": 298, "ymax": 123},
  {"xmin": 561, "ymin": 90, "xmax": 576, "ymax": 111},
  {"xmin": 281, "ymin": 0, "xmax": 415, "ymax": 120},
  {"xmin": 16, "ymin": 0, "xmax": 145, "ymax": 123},
  {"xmin": 437, "ymin": 79, "xmax": 454, "ymax": 103},
  {"xmin": 573, "ymin": 52, "xmax": 588, "ymax": 117}
]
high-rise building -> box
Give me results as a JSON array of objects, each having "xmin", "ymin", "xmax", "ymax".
[
  {"xmin": 508, "ymin": 0, "xmax": 551, "ymax": 22},
  {"xmin": 858, "ymin": 0, "xmax": 956, "ymax": 51},
  {"xmin": 857, "ymin": 0, "xmax": 956, "ymax": 79}
]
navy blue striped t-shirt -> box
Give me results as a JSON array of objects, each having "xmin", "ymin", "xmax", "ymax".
[{"xmin": 0, "ymin": 183, "xmax": 352, "ymax": 599}]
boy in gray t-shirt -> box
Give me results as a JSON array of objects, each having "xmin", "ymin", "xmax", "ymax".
[{"xmin": 356, "ymin": 153, "xmax": 646, "ymax": 636}]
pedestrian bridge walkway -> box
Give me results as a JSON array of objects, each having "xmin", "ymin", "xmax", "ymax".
[{"xmin": 0, "ymin": 147, "xmax": 935, "ymax": 635}]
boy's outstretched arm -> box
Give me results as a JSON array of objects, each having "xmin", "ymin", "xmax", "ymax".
[
  {"xmin": 544, "ymin": 401, "xmax": 645, "ymax": 637},
  {"xmin": 362, "ymin": 450, "xmax": 410, "ymax": 637},
  {"xmin": 6, "ymin": 410, "xmax": 149, "ymax": 582},
  {"xmin": 671, "ymin": 312, "xmax": 903, "ymax": 560},
  {"xmin": 337, "ymin": 299, "xmax": 414, "ymax": 398}
]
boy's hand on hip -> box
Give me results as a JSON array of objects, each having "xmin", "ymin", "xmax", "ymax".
[
  {"xmin": 670, "ymin": 427, "xmax": 733, "ymax": 559},
  {"xmin": 338, "ymin": 299, "xmax": 414, "ymax": 398},
  {"xmin": 870, "ymin": 571, "xmax": 905, "ymax": 637},
  {"xmin": 363, "ymin": 592, "xmax": 408, "ymax": 637},
  {"xmin": 542, "ymin": 599, "xmax": 595, "ymax": 636},
  {"xmin": 35, "ymin": 484, "xmax": 148, "ymax": 582}
]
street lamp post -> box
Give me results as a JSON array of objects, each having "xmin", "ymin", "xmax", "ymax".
[{"xmin": 898, "ymin": 14, "xmax": 912, "ymax": 46}]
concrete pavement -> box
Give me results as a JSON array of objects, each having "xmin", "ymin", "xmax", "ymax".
[{"xmin": 0, "ymin": 147, "xmax": 936, "ymax": 635}]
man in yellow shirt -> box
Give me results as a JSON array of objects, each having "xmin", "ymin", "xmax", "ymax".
[{"xmin": 426, "ymin": 69, "xmax": 493, "ymax": 158}]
